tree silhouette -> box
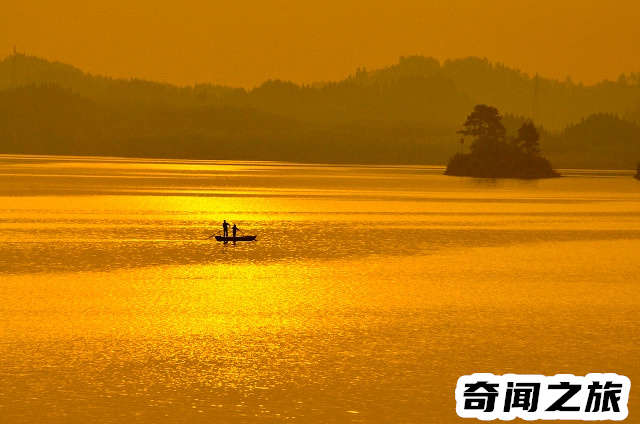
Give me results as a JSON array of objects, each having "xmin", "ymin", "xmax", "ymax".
[
  {"xmin": 516, "ymin": 121, "xmax": 540, "ymax": 156},
  {"xmin": 446, "ymin": 105, "xmax": 558, "ymax": 178},
  {"xmin": 458, "ymin": 104, "xmax": 506, "ymax": 140}
]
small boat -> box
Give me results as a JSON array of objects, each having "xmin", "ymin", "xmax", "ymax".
[{"xmin": 214, "ymin": 235, "xmax": 257, "ymax": 242}]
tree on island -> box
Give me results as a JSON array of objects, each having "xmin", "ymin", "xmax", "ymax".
[
  {"xmin": 445, "ymin": 104, "xmax": 559, "ymax": 178},
  {"xmin": 458, "ymin": 105, "xmax": 506, "ymax": 141},
  {"xmin": 515, "ymin": 120, "xmax": 541, "ymax": 156}
]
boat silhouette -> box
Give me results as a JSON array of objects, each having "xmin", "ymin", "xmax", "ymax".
[{"xmin": 214, "ymin": 235, "xmax": 257, "ymax": 242}]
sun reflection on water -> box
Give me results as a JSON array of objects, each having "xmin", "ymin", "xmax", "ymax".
[{"xmin": 0, "ymin": 156, "xmax": 639, "ymax": 422}]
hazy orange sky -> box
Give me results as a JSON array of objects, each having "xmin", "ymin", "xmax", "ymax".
[{"xmin": 2, "ymin": 0, "xmax": 639, "ymax": 87}]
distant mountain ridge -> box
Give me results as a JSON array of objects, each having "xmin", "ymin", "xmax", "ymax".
[
  {"xmin": 2, "ymin": 54, "xmax": 639, "ymax": 130},
  {"xmin": 1, "ymin": 54, "xmax": 639, "ymax": 168}
]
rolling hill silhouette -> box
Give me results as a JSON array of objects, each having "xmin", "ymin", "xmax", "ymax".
[{"xmin": 1, "ymin": 54, "xmax": 639, "ymax": 168}]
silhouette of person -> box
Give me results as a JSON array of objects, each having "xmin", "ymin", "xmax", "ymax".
[
  {"xmin": 222, "ymin": 220, "xmax": 229, "ymax": 238},
  {"xmin": 232, "ymin": 224, "xmax": 238, "ymax": 239}
]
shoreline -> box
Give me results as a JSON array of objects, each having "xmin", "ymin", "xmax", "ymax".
[{"xmin": 1, "ymin": 152, "xmax": 638, "ymax": 174}]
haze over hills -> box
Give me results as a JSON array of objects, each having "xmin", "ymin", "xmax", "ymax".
[
  {"xmin": 4, "ymin": 0, "xmax": 639, "ymax": 87},
  {"xmin": 1, "ymin": 53, "xmax": 639, "ymax": 168}
]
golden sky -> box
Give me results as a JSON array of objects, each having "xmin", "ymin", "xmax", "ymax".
[{"xmin": 2, "ymin": 0, "xmax": 639, "ymax": 87}]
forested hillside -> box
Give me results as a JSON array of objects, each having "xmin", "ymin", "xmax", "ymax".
[{"xmin": 1, "ymin": 54, "xmax": 639, "ymax": 168}]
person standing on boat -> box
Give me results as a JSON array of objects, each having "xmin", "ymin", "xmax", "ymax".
[
  {"xmin": 232, "ymin": 223, "xmax": 238, "ymax": 239},
  {"xmin": 222, "ymin": 220, "xmax": 229, "ymax": 238}
]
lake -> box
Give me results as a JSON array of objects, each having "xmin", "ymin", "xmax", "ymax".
[{"xmin": 0, "ymin": 154, "xmax": 638, "ymax": 423}]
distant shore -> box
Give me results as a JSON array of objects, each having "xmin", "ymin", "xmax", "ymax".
[{"xmin": 2, "ymin": 55, "xmax": 640, "ymax": 170}]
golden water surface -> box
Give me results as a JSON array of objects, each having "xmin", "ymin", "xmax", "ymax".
[{"xmin": 0, "ymin": 155, "xmax": 638, "ymax": 423}]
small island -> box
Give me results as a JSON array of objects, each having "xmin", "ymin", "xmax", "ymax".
[
  {"xmin": 636, "ymin": 163, "xmax": 640, "ymax": 180},
  {"xmin": 445, "ymin": 105, "xmax": 559, "ymax": 179}
]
